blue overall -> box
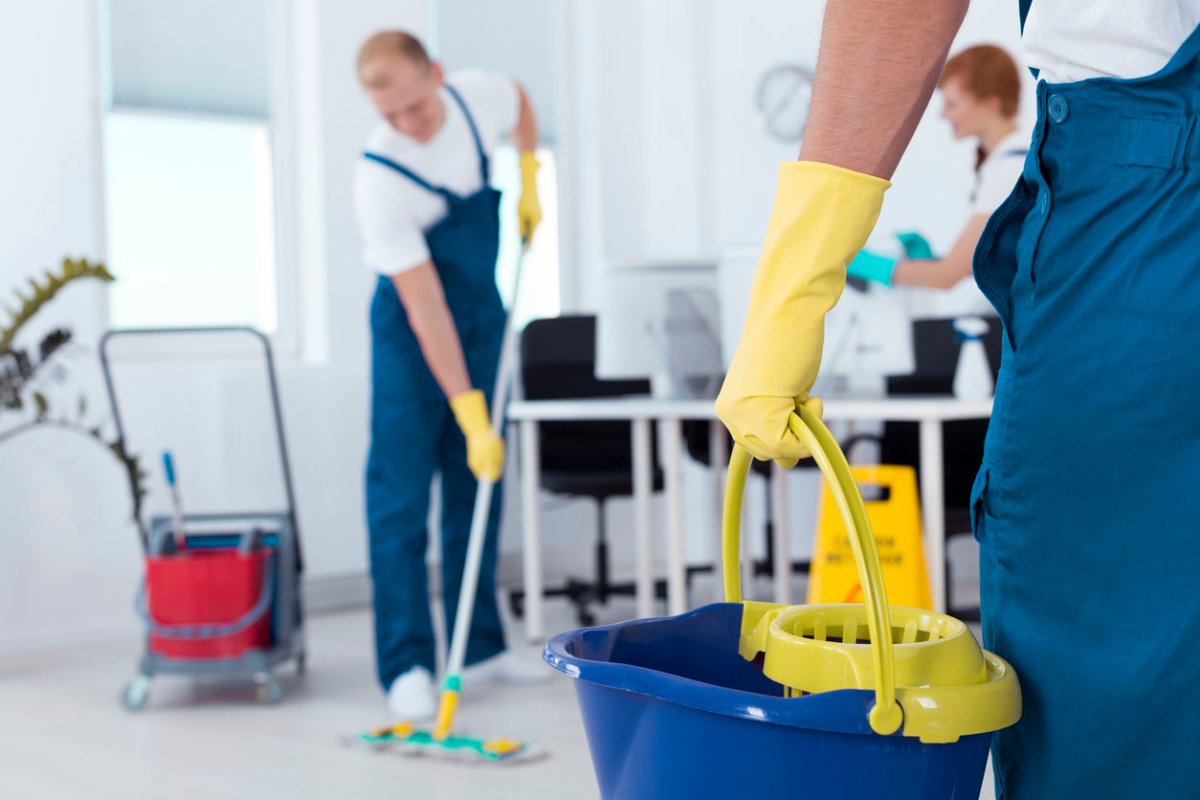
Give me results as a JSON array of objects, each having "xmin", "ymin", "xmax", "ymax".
[
  {"xmin": 972, "ymin": 8, "xmax": 1200, "ymax": 797},
  {"xmin": 364, "ymin": 85, "xmax": 506, "ymax": 690}
]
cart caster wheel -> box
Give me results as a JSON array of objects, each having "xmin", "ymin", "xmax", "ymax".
[
  {"xmin": 508, "ymin": 592, "xmax": 525, "ymax": 618},
  {"xmin": 255, "ymin": 674, "xmax": 284, "ymax": 705},
  {"xmin": 578, "ymin": 611, "xmax": 596, "ymax": 627},
  {"xmin": 121, "ymin": 676, "xmax": 151, "ymax": 711}
]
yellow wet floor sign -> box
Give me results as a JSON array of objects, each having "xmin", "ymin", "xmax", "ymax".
[{"xmin": 807, "ymin": 464, "xmax": 932, "ymax": 609}]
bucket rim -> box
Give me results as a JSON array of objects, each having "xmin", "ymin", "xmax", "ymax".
[{"xmin": 544, "ymin": 603, "xmax": 890, "ymax": 736}]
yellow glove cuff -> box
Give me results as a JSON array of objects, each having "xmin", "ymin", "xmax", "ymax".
[{"xmin": 449, "ymin": 389, "xmax": 491, "ymax": 437}]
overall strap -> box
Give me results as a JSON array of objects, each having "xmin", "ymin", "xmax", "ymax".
[
  {"xmin": 444, "ymin": 84, "xmax": 489, "ymax": 183},
  {"xmin": 1018, "ymin": 0, "xmax": 1039, "ymax": 78},
  {"xmin": 361, "ymin": 151, "xmax": 462, "ymax": 204}
]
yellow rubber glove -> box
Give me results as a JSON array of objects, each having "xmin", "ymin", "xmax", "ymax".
[
  {"xmin": 449, "ymin": 389, "xmax": 504, "ymax": 482},
  {"xmin": 715, "ymin": 161, "xmax": 890, "ymax": 467},
  {"xmin": 517, "ymin": 151, "xmax": 542, "ymax": 245}
]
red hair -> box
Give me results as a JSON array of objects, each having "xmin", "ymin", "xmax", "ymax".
[{"xmin": 940, "ymin": 44, "xmax": 1020, "ymax": 119}]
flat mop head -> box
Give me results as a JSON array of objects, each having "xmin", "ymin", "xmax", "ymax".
[{"xmin": 353, "ymin": 722, "xmax": 542, "ymax": 764}]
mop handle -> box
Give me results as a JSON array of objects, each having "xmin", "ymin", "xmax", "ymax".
[
  {"xmin": 721, "ymin": 405, "xmax": 901, "ymax": 736},
  {"xmin": 434, "ymin": 243, "xmax": 530, "ymax": 738},
  {"xmin": 162, "ymin": 451, "xmax": 186, "ymax": 550}
]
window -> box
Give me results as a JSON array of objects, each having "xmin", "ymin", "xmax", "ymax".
[{"xmin": 100, "ymin": 0, "xmax": 282, "ymax": 335}]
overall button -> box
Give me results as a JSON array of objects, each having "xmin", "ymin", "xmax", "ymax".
[{"xmin": 1048, "ymin": 94, "xmax": 1069, "ymax": 123}]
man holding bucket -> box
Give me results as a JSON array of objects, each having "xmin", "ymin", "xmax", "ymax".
[{"xmin": 717, "ymin": 1, "xmax": 1200, "ymax": 797}]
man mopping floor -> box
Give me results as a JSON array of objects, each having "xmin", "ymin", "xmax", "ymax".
[{"xmin": 352, "ymin": 31, "xmax": 548, "ymax": 723}]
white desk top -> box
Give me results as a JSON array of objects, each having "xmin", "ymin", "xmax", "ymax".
[{"xmin": 507, "ymin": 395, "xmax": 992, "ymax": 422}]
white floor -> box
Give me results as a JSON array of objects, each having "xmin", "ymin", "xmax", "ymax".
[{"xmin": 0, "ymin": 575, "xmax": 995, "ymax": 800}]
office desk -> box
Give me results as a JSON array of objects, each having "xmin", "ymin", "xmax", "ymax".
[{"xmin": 507, "ymin": 395, "xmax": 992, "ymax": 640}]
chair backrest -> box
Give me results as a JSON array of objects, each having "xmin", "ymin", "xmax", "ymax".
[
  {"xmin": 887, "ymin": 317, "xmax": 1003, "ymax": 395},
  {"xmin": 521, "ymin": 315, "xmax": 650, "ymax": 401},
  {"xmin": 520, "ymin": 315, "xmax": 654, "ymax": 473}
]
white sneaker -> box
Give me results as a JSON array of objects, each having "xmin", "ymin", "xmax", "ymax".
[
  {"xmin": 387, "ymin": 666, "xmax": 436, "ymax": 721},
  {"xmin": 460, "ymin": 649, "xmax": 551, "ymax": 687}
]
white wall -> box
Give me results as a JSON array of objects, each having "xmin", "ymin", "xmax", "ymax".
[
  {"xmin": 0, "ymin": 0, "xmax": 126, "ymax": 651},
  {"xmin": 563, "ymin": 0, "xmax": 1036, "ymax": 276}
]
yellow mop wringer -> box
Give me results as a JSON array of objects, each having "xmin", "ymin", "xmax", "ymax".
[
  {"xmin": 726, "ymin": 406, "xmax": 1021, "ymax": 743},
  {"xmin": 355, "ymin": 246, "xmax": 538, "ymax": 764}
]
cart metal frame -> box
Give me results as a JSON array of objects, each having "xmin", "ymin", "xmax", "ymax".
[{"xmin": 99, "ymin": 327, "xmax": 306, "ymax": 710}]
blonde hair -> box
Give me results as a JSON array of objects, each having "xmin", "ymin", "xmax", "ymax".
[{"xmin": 357, "ymin": 31, "xmax": 430, "ymax": 88}]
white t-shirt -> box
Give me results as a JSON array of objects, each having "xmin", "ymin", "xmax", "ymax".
[
  {"xmin": 937, "ymin": 130, "xmax": 1029, "ymax": 316},
  {"xmin": 354, "ymin": 70, "xmax": 519, "ymax": 275},
  {"xmin": 969, "ymin": 129, "xmax": 1028, "ymax": 216},
  {"xmin": 1023, "ymin": 1, "xmax": 1200, "ymax": 83}
]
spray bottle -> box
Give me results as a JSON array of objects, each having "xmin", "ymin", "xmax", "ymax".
[{"xmin": 952, "ymin": 317, "xmax": 993, "ymax": 400}]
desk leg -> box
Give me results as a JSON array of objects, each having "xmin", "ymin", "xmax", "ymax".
[
  {"xmin": 519, "ymin": 420, "xmax": 545, "ymax": 641},
  {"xmin": 770, "ymin": 461, "xmax": 792, "ymax": 605},
  {"xmin": 918, "ymin": 419, "xmax": 947, "ymax": 613},
  {"xmin": 663, "ymin": 417, "xmax": 686, "ymax": 615},
  {"xmin": 631, "ymin": 418, "xmax": 655, "ymax": 619},
  {"xmin": 708, "ymin": 421, "xmax": 727, "ymax": 602}
]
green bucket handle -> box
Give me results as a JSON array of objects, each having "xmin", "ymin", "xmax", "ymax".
[{"xmin": 722, "ymin": 405, "xmax": 903, "ymax": 736}]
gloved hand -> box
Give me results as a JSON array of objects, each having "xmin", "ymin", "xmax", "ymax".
[
  {"xmin": 449, "ymin": 389, "xmax": 504, "ymax": 482},
  {"xmin": 715, "ymin": 161, "xmax": 890, "ymax": 467},
  {"xmin": 846, "ymin": 249, "xmax": 897, "ymax": 286},
  {"xmin": 895, "ymin": 230, "xmax": 934, "ymax": 259},
  {"xmin": 517, "ymin": 151, "xmax": 542, "ymax": 246},
  {"xmin": 847, "ymin": 229, "xmax": 937, "ymax": 285}
]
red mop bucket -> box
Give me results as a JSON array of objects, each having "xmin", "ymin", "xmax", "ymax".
[{"xmin": 144, "ymin": 546, "xmax": 274, "ymax": 660}]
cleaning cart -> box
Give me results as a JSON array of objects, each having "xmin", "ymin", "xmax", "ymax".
[
  {"xmin": 100, "ymin": 327, "xmax": 305, "ymax": 710},
  {"xmin": 545, "ymin": 406, "xmax": 1021, "ymax": 799}
]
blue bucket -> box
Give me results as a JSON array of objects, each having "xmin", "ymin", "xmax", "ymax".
[{"xmin": 544, "ymin": 602, "xmax": 991, "ymax": 800}]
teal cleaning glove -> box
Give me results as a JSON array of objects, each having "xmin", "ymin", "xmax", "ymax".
[
  {"xmin": 896, "ymin": 231, "xmax": 935, "ymax": 259},
  {"xmin": 846, "ymin": 249, "xmax": 897, "ymax": 286}
]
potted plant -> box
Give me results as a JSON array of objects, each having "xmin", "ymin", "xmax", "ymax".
[{"xmin": 0, "ymin": 257, "xmax": 146, "ymax": 520}]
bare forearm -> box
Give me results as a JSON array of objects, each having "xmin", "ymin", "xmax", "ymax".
[
  {"xmin": 512, "ymin": 83, "xmax": 538, "ymax": 152},
  {"xmin": 391, "ymin": 264, "xmax": 471, "ymax": 398},
  {"xmin": 891, "ymin": 258, "xmax": 962, "ymax": 289},
  {"xmin": 799, "ymin": 0, "xmax": 968, "ymax": 178}
]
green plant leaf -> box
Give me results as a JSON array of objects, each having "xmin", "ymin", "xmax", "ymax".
[{"xmin": 0, "ymin": 257, "xmax": 111, "ymax": 352}]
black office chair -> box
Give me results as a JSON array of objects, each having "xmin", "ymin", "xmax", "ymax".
[
  {"xmin": 843, "ymin": 316, "xmax": 1004, "ymax": 619},
  {"xmin": 508, "ymin": 315, "xmax": 670, "ymax": 627}
]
